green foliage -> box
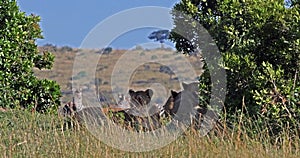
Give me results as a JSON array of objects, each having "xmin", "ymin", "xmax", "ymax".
[
  {"xmin": 151, "ymin": 55, "xmax": 158, "ymax": 60},
  {"xmin": 170, "ymin": 0, "xmax": 300, "ymax": 138},
  {"xmin": 34, "ymin": 51, "xmax": 55, "ymax": 69},
  {"xmin": 73, "ymin": 71, "xmax": 87, "ymax": 80},
  {"xmin": 60, "ymin": 45, "xmax": 73, "ymax": 52},
  {"xmin": 135, "ymin": 45, "xmax": 144, "ymax": 50},
  {"xmin": 139, "ymin": 52, "xmax": 145, "ymax": 56},
  {"xmin": 108, "ymin": 111, "xmax": 126, "ymax": 125},
  {"xmin": 252, "ymin": 62, "xmax": 300, "ymax": 137},
  {"xmin": 197, "ymin": 63, "xmax": 211, "ymax": 110},
  {"xmin": 103, "ymin": 47, "xmax": 113, "ymax": 54},
  {"xmin": 0, "ymin": 0, "xmax": 61, "ymax": 113}
]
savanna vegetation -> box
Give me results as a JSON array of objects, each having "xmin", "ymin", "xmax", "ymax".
[
  {"xmin": 0, "ymin": 0, "xmax": 299, "ymax": 157},
  {"xmin": 0, "ymin": 0, "xmax": 61, "ymax": 113},
  {"xmin": 170, "ymin": 0, "xmax": 299, "ymax": 146}
]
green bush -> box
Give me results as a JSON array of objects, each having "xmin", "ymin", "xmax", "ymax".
[
  {"xmin": 140, "ymin": 52, "xmax": 145, "ymax": 56},
  {"xmin": 103, "ymin": 47, "xmax": 113, "ymax": 54},
  {"xmin": 251, "ymin": 62, "xmax": 300, "ymax": 137},
  {"xmin": 60, "ymin": 45, "xmax": 73, "ymax": 52},
  {"xmin": 0, "ymin": 0, "xmax": 61, "ymax": 113},
  {"xmin": 151, "ymin": 55, "xmax": 158, "ymax": 60},
  {"xmin": 135, "ymin": 45, "xmax": 144, "ymax": 50},
  {"xmin": 170, "ymin": 0, "xmax": 300, "ymax": 138}
]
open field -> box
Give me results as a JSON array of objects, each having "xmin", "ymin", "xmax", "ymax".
[{"xmin": 1, "ymin": 109, "xmax": 299, "ymax": 157}]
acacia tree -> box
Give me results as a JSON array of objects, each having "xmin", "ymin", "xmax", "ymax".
[
  {"xmin": 0, "ymin": 0, "xmax": 61, "ymax": 113},
  {"xmin": 170, "ymin": 0, "xmax": 300, "ymax": 137},
  {"xmin": 148, "ymin": 30, "xmax": 170, "ymax": 48}
]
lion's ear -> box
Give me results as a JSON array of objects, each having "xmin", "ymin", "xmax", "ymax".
[
  {"xmin": 182, "ymin": 82, "xmax": 188, "ymax": 90},
  {"xmin": 129, "ymin": 89, "xmax": 134, "ymax": 97},
  {"xmin": 145, "ymin": 89, "xmax": 153, "ymax": 98},
  {"xmin": 171, "ymin": 90, "xmax": 179, "ymax": 98}
]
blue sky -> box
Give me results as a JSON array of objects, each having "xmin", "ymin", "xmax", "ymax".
[{"xmin": 17, "ymin": 0, "xmax": 180, "ymax": 49}]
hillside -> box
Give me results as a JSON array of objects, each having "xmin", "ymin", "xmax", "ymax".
[{"xmin": 35, "ymin": 45, "xmax": 204, "ymax": 104}]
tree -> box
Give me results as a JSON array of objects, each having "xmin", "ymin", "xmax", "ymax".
[
  {"xmin": 0, "ymin": 0, "xmax": 61, "ymax": 113},
  {"xmin": 103, "ymin": 47, "xmax": 113, "ymax": 54},
  {"xmin": 170, "ymin": 0, "xmax": 300, "ymax": 137},
  {"xmin": 148, "ymin": 30, "xmax": 170, "ymax": 48},
  {"xmin": 159, "ymin": 65, "xmax": 175, "ymax": 80}
]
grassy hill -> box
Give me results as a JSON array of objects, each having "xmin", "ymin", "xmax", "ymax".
[{"xmin": 35, "ymin": 46, "xmax": 203, "ymax": 104}]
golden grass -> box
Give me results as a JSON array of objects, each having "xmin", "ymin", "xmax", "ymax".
[
  {"xmin": 27, "ymin": 47, "xmax": 299, "ymax": 157},
  {"xmin": 1, "ymin": 109, "xmax": 299, "ymax": 158}
]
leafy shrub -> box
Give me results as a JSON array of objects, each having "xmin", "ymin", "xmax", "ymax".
[
  {"xmin": 103, "ymin": 47, "xmax": 113, "ymax": 54},
  {"xmin": 151, "ymin": 55, "xmax": 158, "ymax": 60},
  {"xmin": 42, "ymin": 43, "xmax": 57, "ymax": 52},
  {"xmin": 60, "ymin": 46, "xmax": 73, "ymax": 52},
  {"xmin": 72, "ymin": 71, "xmax": 87, "ymax": 80},
  {"xmin": 135, "ymin": 45, "xmax": 144, "ymax": 50},
  {"xmin": 252, "ymin": 62, "xmax": 300, "ymax": 137},
  {"xmin": 140, "ymin": 52, "xmax": 145, "ymax": 56},
  {"xmin": 77, "ymin": 71, "xmax": 87, "ymax": 78},
  {"xmin": 170, "ymin": 0, "xmax": 300, "ymax": 138},
  {"xmin": 0, "ymin": 0, "xmax": 61, "ymax": 113},
  {"xmin": 32, "ymin": 79, "xmax": 61, "ymax": 113}
]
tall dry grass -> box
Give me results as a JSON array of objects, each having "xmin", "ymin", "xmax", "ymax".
[{"xmin": 0, "ymin": 109, "xmax": 299, "ymax": 157}]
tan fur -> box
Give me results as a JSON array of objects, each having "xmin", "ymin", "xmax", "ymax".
[
  {"xmin": 163, "ymin": 90, "xmax": 180, "ymax": 116},
  {"xmin": 101, "ymin": 106, "xmax": 130, "ymax": 114}
]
